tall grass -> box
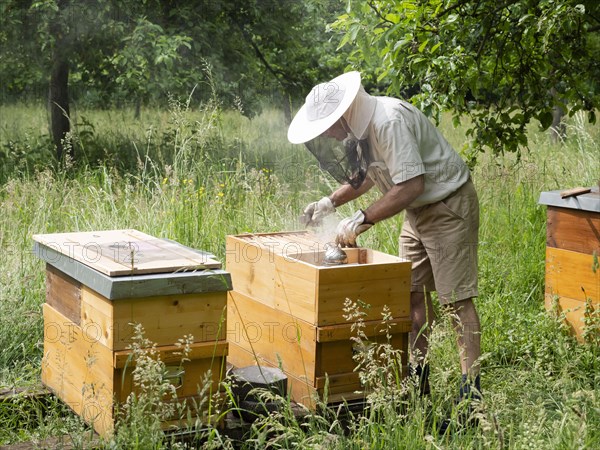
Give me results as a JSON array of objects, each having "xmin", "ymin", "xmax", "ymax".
[{"xmin": 0, "ymin": 98, "xmax": 598, "ymax": 447}]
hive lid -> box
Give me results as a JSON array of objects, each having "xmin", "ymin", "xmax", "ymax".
[
  {"xmin": 538, "ymin": 187, "xmax": 600, "ymax": 213},
  {"xmin": 229, "ymin": 231, "xmax": 332, "ymax": 255},
  {"xmin": 32, "ymin": 229, "xmax": 222, "ymax": 276}
]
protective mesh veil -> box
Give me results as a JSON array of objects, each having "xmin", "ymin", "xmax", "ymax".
[{"xmin": 304, "ymin": 135, "xmax": 371, "ymax": 189}]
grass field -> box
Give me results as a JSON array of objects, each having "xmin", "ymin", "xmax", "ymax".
[{"xmin": 0, "ymin": 100, "xmax": 599, "ymax": 448}]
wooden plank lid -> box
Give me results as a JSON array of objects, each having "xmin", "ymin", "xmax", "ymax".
[
  {"xmin": 538, "ymin": 188, "xmax": 600, "ymax": 213},
  {"xmin": 33, "ymin": 229, "xmax": 222, "ymax": 276}
]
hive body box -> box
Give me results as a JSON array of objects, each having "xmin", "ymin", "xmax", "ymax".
[
  {"xmin": 226, "ymin": 232, "xmax": 412, "ymax": 407},
  {"xmin": 539, "ymin": 189, "xmax": 600, "ymax": 341},
  {"xmin": 34, "ymin": 230, "xmax": 231, "ymax": 436}
]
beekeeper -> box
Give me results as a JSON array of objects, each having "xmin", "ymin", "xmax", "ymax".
[{"xmin": 287, "ymin": 71, "xmax": 481, "ymax": 402}]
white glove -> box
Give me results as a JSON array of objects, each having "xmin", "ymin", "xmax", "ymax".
[
  {"xmin": 335, "ymin": 210, "xmax": 373, "ymax": 247},
  {"xmin": 300, "ymin": 196, "xmax": 335, "ymax": 226}
]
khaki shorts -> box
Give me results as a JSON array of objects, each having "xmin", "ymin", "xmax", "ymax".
[{"xmin": 399, "ymin": 179, "xmax": 479, "ymax": 304}]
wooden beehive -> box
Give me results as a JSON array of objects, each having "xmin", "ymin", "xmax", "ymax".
[
  {"xmin": 225, "ymin": 231, "xmax": 412, "ymax": 407},
  {"xmin": 34, "ymin": 230, "xmax": 231, "ymax": 436},
  {"xmin": 539, "ymin": 189, "xmax": 600, "ymax": 341},
  {"xmin": 226, "ymin": 232, "xmax": 411, "ymax": 325}
]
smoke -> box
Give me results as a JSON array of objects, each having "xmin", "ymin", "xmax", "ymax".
[
  {"xmin": 311, "ymin": 214, "xmax": 339, "ymax": 248},
  {"xmin": 281, "ymin": 210, "xmax": 341, "ymax": 250}
]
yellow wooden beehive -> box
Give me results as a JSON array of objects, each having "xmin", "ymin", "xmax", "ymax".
[
  {"xmin": 225, "ymin": 231, "xmax": 412, "ymax": 407},
  {"xmin": 34, "ymin": 230, "xmax": 231, "ymax": 436},
  {"xmin": 539, "ymin": 189, "xmax": 600, "ymax": 341}
]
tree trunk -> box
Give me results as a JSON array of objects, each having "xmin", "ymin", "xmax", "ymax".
[
  {"xmin": 282, "ymin": 93, "xmax": 292, "ymax": 126},
  {"xmin": 549, "ymin": 87, "xmax": 567, "ymax": 144},
  {"xmin": 134, "ymin": 97, "xmax": 141, "ymax": 120},
  {"xmin": 550, "ymin": 104, "xmax": 566, "ymax": 143},
  {"xmin": 48, "ymin": 0, "xmax": 72, "ymax": 163},
  {"xmin": 49, "ymin": 55, "xmax": 71, "ymax": 162}
]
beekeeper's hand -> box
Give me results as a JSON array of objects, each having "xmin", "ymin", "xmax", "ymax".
[
  {"xmin": 335, "ymin": 210, "xmax": 373, "ymax": 247},
  {"xmin": 299, "ymin": 196, "xmax": 335, "ymax": 226}
]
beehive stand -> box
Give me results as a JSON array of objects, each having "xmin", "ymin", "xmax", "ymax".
[
  {"xmin": 225, "ymin": 231, "xmax": 412, "ymax": 407},
  {"xmin": 539, "ymin": 188, "xmax": 600, "ymax": 341},
  {"xmin": 34, "ymin": 229, "xmax": 231, "ymax": 436}
]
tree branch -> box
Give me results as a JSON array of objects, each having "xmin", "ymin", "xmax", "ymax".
[
  {"xmin": 235, "ymin": 22, "xmax": 288, "ymax": 90},
  {"xmin": 585, "ymin": 11, "xmax": 600, "ymax": 26},
  {"xmin": 367, "ymin": 1, "xmax": 394, "ymax": 26},
  {"xmin": 435, "ymin": 0, "xmax": 473, "ymax": 19}
]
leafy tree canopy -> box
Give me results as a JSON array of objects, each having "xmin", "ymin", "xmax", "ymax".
[
  {"xmin": 332, "ymin": 0, "xmax": 600, "ymax": 160},
  {"xmin": 0, "ymin": 0, "xmax": 344, "ymax": 114}
]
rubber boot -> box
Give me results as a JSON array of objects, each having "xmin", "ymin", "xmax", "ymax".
[
  {"xmin": 410, "ymin": 363, "xmax": 430, "ymax": 397},
  {"xmin": 458, "ymin": 373, "xmax": 481, "ymax": 402},
  {"xmin": 438, "ymin": 374, "xmax": 482, "ymax": 435}
]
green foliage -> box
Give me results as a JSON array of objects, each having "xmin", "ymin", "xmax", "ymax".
[
  {"xmin": 109, "ymin": 18, "xmax": 192, "ymax": 108},
  {"xmin": 0, "ymin": 1, "xmax": 46, "ymax": 97},
  {"xmin": 333, "ymin": 0, "xmax": 600, "ymax": 159},
  {"xmin": 109, "ymin": 325, "xmax": 189, "ymax": 449},
  {"xmin": 0, "ymin": 391, "xmax": 91, "ymax": 446},
  {"xmin": 0, "ymin": 135, "xmax": 54, "ymax": 181}
]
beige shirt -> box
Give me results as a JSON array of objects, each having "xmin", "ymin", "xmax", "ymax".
[{"xmin": 346, "ymin": 95, "xmax": 469, "ymax": 208}]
